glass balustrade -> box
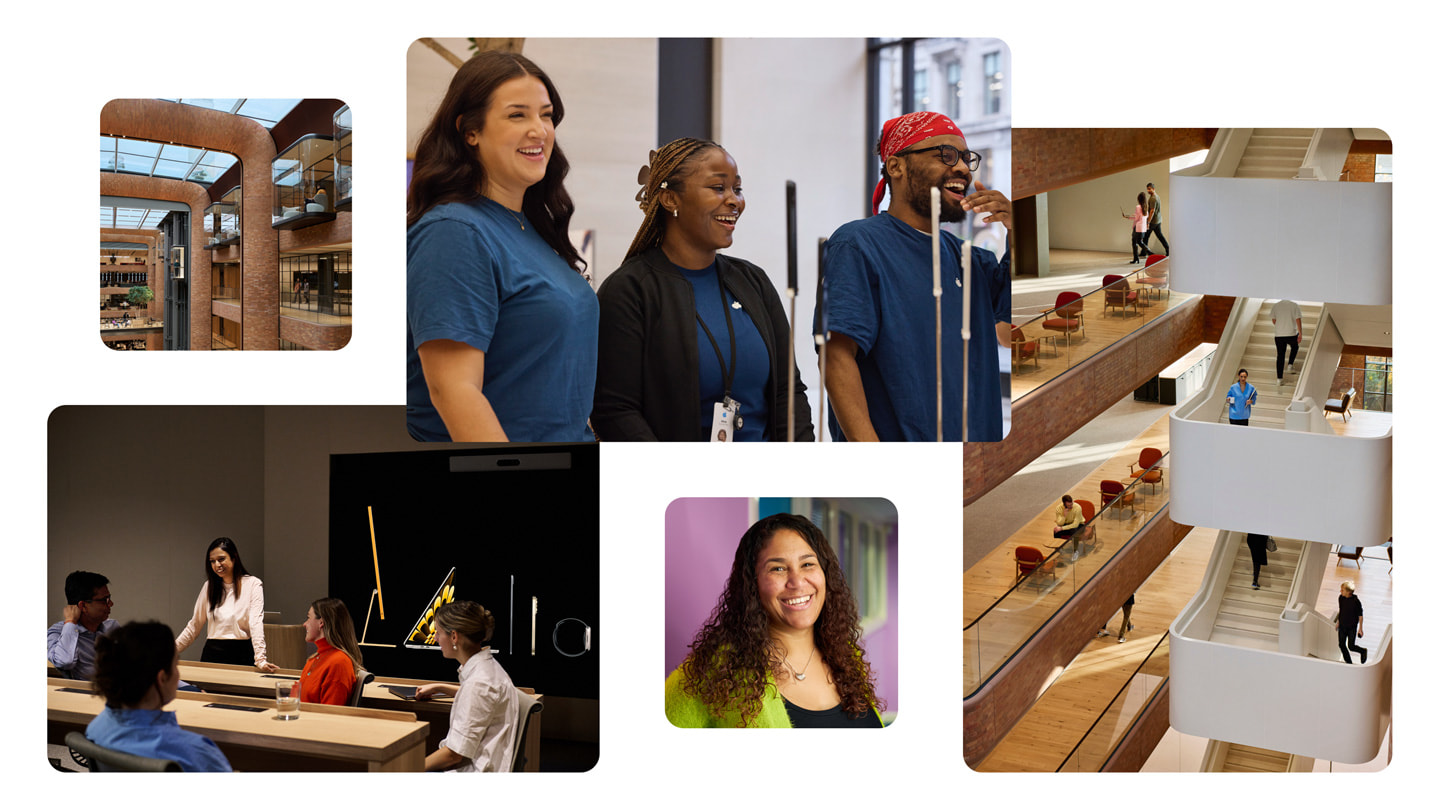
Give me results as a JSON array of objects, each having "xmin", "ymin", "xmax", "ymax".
[
  {"xmin": 1055, "ymin": 634, "xmax": 1170, "ymax": 772},
  {"xmin": 963, "ymin": 452, "xmax": 1170, "ymax": 695},
  {"xmin": 1010, "ymin": 260, "xmax": 1194, "ymax": 401}
]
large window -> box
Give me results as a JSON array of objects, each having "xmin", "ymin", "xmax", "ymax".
[
  {"xmin": 866, "ymin": 38, "xmax": 1011, "ymax": 255},
  {"xmin": 1363, "ymin": 356, "xmax": 1393, "ymax": 412},
  {"xmin": 984, "ymin": 51, "xmax": 1004, "ymax": 114}
]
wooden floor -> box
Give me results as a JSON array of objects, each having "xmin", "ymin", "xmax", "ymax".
[
  {"xmin": 964, "ymin": 412, "xmax": 1171, "ymax": 690},
  {"xmin": 1326, "ymin": 408, "xmax": 1392, "ymax": 438},
  {"xmin": 1010, "ymin": 263, "xmax": 1194, "ymax": 401},
  {"xmin": 976, "ymin": 526, "xmax": 1219, "ymax": 771}
]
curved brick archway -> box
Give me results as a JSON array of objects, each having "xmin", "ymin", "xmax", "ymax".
[
  {"xmin": 102, "ymin": 100, "xmax": 279, "ymax": 349},
  {"xmin": 99, "ymin": 228, "xmax": 161, "ymax": 321},
  {"xmin": 100, "ymin": 173, "xmax": 213, "ymax": 349}
]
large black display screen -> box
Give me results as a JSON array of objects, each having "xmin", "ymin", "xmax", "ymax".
[{"xmin": 327, "ymin": 444, "xmax": 598, "ymax": 698}]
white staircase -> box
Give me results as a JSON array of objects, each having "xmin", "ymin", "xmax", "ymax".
[
  {"xmin": 1213, "ymin": 301, "xmax": 1322, "ymax": 427},
  {"xmin": 1235, "ymin": 129, "xmax": 1315, "ymax": 179},
  {"xmin": 1210, "ymin": 536, "xmax": 1303, "ymax": 649}
]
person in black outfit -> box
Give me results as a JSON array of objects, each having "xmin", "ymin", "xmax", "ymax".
[
  {"xmin": 1335, "ymin": 581, "xmax": 1367, "ymax": 664},
  {"xmin": 1245, "ymin": 532, "xmax": 1270, "ymax": 589}
]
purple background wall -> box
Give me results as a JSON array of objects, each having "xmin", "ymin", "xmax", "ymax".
[{"xmin": 664, "ymin": 497, "xmax": 899, "ymax": 716}]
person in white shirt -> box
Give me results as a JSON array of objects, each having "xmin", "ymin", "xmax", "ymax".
[
  {"xmin": 174, "ymin": 537, "xmax": 276, "ymax": 672},
  {"xmin": 1270, "ymin": 299, "xmax": 1302, "ymax": 382},
  {"xmin": 416, "ymin": 601, "xmax": 520, "ymax": 772}
]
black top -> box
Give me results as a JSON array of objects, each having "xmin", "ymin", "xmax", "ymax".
[
  {"xmin": 593, "ymin": 248, "xmax": 814, "ymax": 441},
  {"xmin": 1337, "ymin": 593, "xmax": 1364, "ymax": 628},
  {"xmin": 782, "ymin": 697, "xmax": 883, "ymax": 728}
]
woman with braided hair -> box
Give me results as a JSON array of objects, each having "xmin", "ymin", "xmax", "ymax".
[
  {"xmin": 407, "ymin": 50, "xmax": 598, "ymax": 442},
  {"xmin": 592, "ymin": 138, "xmax": 813, "ymax": 441},
  {"xmin": 665, "ymin": 514, "xmax": 883, "ymax": 727}
]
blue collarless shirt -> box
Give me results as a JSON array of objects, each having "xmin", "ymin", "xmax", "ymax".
[
  {"xmin": 818, "ymin": 212, "xmax": 1010, "ymax": 441},
  {"xmin": 407, "ymin": 197, "xmax": 599, "ymax": 442},
  {"xmin": 680, "ymin": 262, "xmax": 771, "ymax": 441}
]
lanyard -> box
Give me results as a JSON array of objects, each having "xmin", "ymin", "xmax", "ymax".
[{"xmin": 695, "ymin": 269, "xmax": 738, "ymax": 399}]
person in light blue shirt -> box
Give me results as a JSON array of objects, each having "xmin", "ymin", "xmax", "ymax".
[
  {"xmin": 48, "ymin": 570, "xmax": 120, "ymax": 681},
  {"xmin": 86, "ymin": 621, "xmax": 232, "ymax": 772},
  {"xmin": 1227, "ymin": 368, "xmax": 1258, "ymax": 425}
]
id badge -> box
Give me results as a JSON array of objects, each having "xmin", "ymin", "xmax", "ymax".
[{"xmin": 710, "ymin": 398, "xmax": 742, "ymax": 442}]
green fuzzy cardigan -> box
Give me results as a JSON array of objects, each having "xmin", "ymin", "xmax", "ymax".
[{"xmin": 664, "ymin": 661, "xmax": 883, "ymax": 728}]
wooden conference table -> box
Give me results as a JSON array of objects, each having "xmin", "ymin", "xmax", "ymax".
[
  {"xmin": 47, "ymin": 677, "xmax": 429, "ymax": 771},
  {"xmin": 174, "ymin": 661, "xmax": 542, "ymax": 769}
]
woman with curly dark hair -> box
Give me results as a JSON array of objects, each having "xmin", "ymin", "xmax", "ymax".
[
  {"xmin": 407, "ymin": 49, "xmax": 598, "ymax": 442},
  {"xmin": 665, "ymin": 513, "xmax": 883, "ymax": 727}
]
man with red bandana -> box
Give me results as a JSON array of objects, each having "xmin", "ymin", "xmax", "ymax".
[{"xmin": 816, "ymin": 111, "xmax": 1012, "ymax": 441}]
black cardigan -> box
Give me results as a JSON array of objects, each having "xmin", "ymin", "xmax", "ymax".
[{"xmin": 592, "ymin": 248, "xmax": 815, "ymax": 441}]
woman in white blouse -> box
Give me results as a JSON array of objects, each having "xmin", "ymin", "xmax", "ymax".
[
  {"xmin": 174, "ymin": 537, "xmax": 277, "ymax": 672},
  {"xmin": 416, "ymin": 601, "xmax": 520, "ymax": 771}
]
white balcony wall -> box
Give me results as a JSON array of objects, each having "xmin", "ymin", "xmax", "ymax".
[
  {"xmin": 1168, "ymin": 176, "xmax": 1391, "ymax": 305},
  {"xmin": 1170, "ymin": 530, "xmax": 1392, "ymax": 764},
  {"xmin": 1170, "ymin": 620, "xmax": 1392, "ymax": 764},
  {"xmin": 1169, "ymin": 418, "xmax": 1391, "ymax": 546}
]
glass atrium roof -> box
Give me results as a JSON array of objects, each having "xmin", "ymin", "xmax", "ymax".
[{"xmin": 100, "ymin": 99, "xmax": 301, "ymax": 230}]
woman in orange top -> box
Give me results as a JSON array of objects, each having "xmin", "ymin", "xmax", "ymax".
[{"xmin": 297, "ymin": 597, "xmax": 363, "ymax": 705}]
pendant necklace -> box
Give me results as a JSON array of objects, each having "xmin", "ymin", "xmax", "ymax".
[{"xmin": 784, "ymin": 645, "xmax": 817, "ymax": 681}]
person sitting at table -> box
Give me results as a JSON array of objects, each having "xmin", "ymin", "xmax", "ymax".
[
  {"xmin": 174, "ymin": 537, "xmax": 278, "ymax": 672},
  {"xmin": 416, "ymin": 601, "xmax": 521, "ymax": 771},
  {"xmin": 86, "ymin": 620, "xmax": 232, "ymax": 772},
  {"xmin": 48, "ymin": 570, "xmax": 119, "ymax": 681},
  {"xmin": 296, "ymin": 597, "xmax": 364, "ymax": 705}
]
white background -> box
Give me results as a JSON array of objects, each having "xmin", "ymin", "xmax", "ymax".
[{"xmin": 6, "ymin": 1, "xmax": 1428, "ymax": 803}]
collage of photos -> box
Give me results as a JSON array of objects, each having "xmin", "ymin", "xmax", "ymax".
[{"xmin": 34, "ymin": 27, "xmax": 1397, "ymax": 794}]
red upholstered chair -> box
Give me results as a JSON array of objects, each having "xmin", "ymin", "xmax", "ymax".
[
  {"xmin": 1128, "ymin": 447, "xmax": 1165, "ymax": 496},
  {"xmin": 1014, "ymin": 545, "xmax": 1056, "ymax": 586},
  {"xmin": 1138, "ymin": 256, "xmax": 1169, "ymax": 301},
  {"xmin": 1099, "ymin": 480, "xmax": 1135, "ymax": 518},
  {"xmin": 1075, "ymin": 499, "xmax": 1096, "ymax": 523},
  {"xmin": 1103, "ymin": 274, "xmax": 1140, "ymax": 317},
  {"xmin": 1041, "ymin": 291, "xmax": 1085, "ymax": 347},
  {"xmin": 1010, "ymin": 323, "xmax": 1040, "ymax": 370}
]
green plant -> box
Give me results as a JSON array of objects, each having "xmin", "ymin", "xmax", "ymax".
[{"xmin": 126, "ymin": 285, "xmax": 155, "ymax": 305}]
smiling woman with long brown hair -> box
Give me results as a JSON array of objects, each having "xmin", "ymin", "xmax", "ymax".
[
  {"xmin": 407, "ymin": 50, "xmax": 597, "ymax": 443},
  {"xmin": 664, "ymin": 513, "xmax": 882, "ymax": 727},
  {"xmin": 591, "ymin": 138, "xmax": 812, "ymax": 442}
]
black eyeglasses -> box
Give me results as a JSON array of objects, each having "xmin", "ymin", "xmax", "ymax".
[
  {"xmin": 83, "ymin": 595, "xmax": 114, "ymax": 605},
  {"xmin": 896, "ymin": 144, "xmax": 982, "ymax": 171}
]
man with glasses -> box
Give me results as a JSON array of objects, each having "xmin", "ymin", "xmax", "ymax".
[
  {"xmin": 818, "ymin": 111, "xmax": 1012, "ymax": 441},
  {"xmin": 48, "ymin": 570, "xmax": 120, "ymax": 680}
]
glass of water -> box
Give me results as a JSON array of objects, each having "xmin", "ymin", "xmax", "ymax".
[{"xmin": 275, "ymin": 679, "xmax": 300, "ymax": 721}]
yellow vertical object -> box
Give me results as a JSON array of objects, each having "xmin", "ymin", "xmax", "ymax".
[{"xmin": 368, "ymin": 506, "xmax": 385, "ymax": 619}]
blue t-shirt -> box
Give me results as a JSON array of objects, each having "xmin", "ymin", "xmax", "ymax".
[
  {"xmin": 818, "ymin": 212, "xmax": 1010, "ymax": 441},
  {"xmin": 407, "ymin": 198, "xmax": 599, "ymax": 442},
  {"xmin": 681, "ymin": 263, "xmax": 771, "ymax": 441},
  {"xmin": 85, "ymin": 707, "xmax": 233, "ymax": 772},
  {"xmin": 1227, "ymin": 381, "xmax": 1258, "ymax": 420}
]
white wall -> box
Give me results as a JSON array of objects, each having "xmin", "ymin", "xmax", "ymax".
[
  {"xmin": 1169, "ymin": 175, "xmax": 1393, "ymax": 304},
  {"xmin": 49, "ymin": 406, "xmax": 462, "ymax": 658},
  {"xmin": 1046, "ymin": 161, "xmax": 1169, "ymax": 253},
  {"xmin": 714, "ymin": 38, "xmax": 869, "ymax": 432}
]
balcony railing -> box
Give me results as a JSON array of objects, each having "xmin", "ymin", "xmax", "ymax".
[
  {"xmin": 963, "ymin": 452, "xmax": 1169, "ymax": 696},
  {"xmin": 1010, "ymin": 260, "xmax": 1194, "ymax": 401},
  {"xmin": 279, "ymin": 292, "xmax": 352, "ymax": 324},
  {"xmin": 1056, "ymin": 633, "xmax": 1169, "ymax": 771}
]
